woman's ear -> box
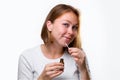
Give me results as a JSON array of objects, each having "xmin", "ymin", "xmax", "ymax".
[{"xmin": 46, "ymin": 21, "xmax": 53, "ymax": 31}]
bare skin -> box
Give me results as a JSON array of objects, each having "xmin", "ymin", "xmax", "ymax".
[
  {"xmin": 38, "ymin": 62, "xmax": 64, "ymax": 80},
  {"xmin": 68, "ymin": 48, "xmax": 90, "ymax": 80},
  {"xmin": 38, "ymin": 12, "xmax": 90, "ymax": 80}
]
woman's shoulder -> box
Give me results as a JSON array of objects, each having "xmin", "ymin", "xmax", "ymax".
[{"xmin": 19, "ymin": 45, "xmax": 41, "ymax": 59}]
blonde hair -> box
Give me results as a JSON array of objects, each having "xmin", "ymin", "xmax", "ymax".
[{"xmin": 41, "ymin": 4, "xmax": 81, "ymax": 48}]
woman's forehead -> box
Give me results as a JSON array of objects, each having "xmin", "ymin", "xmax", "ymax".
[{"xmin": 54, "ymin": 12, "xmax": 79, "ymax": 24}]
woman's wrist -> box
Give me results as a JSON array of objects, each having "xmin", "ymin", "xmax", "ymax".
[{"xmin": 80, "ymin": 69, "xmax": 90, "ymax": 80}]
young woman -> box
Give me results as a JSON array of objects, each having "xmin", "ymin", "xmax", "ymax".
[{"xmin": 18, "ymin": 4, "xmax": 91, "ymax": 80}]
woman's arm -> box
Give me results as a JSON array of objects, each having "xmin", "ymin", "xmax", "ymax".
[
  {"xmin": 18, "ymin": 55, "xmax": 33, "ymax": 80},
  {"xmin": 79, "ymin": 57, "xmax": 91, "ymax": 80},
  {"xmin": 68, "ymin": 48, "xmax": 91, "ymax": 80}
]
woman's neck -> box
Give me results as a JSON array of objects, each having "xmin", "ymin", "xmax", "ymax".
[{"xmin": 42, "ymin": 43, "xmax": 64, "ymax": 59}]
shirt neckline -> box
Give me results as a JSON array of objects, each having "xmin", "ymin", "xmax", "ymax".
[{"xmin": 38, "ymin": 44, "xmax": 66, "ymax": 61}]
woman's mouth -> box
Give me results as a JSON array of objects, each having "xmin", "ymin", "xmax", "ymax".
[{"xmin": 64, "ymin": 37, "xmax": 71, "ymax": 43}]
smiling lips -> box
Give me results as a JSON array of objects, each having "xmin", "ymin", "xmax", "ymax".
[{"xmin": 64, "ymin": 36, "xmax": 71, "ymax": 43}]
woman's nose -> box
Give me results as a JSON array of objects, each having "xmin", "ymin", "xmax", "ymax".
[{"xmin": 67, "ymin": 27, "xmax": 74, "ymax": 35}]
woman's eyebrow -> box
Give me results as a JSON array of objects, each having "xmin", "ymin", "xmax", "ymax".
[{"xmin": 63, "ymin": 20, "xmax": 78, "ymax": 25}]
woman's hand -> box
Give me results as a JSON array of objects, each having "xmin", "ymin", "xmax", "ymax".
[
  {"xmin": 38, "ymin": 62, "xmax": 64, "ymax": 80},
  {"xmin": 68, "ymin": 48, "xmax": 86, "ymax": 71},
  {"xmin": 68, "ymin": 48, "xmax": 90, "ymax": 80}
]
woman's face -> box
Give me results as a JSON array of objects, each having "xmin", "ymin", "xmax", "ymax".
[{"xmin": 47, "ymin": 12, "xmax": 79, "ymax": 47}]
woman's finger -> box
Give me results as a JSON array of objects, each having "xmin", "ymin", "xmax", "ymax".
[{"xmin": 45, "ymin": 63, "xmax": 64, "ymax": 71}]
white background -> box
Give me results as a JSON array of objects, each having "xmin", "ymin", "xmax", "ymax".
[{"xmin": 0, "ymin": 0, "xmax": 119, "ymax": 80}]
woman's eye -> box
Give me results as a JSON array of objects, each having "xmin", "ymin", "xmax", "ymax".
[
  {"xmin": 63, "ymin": 23, "xmax": 69, "ymax": 27},
  {"xmin": 72, "ymin": 25, "xmax": 78, "ymax": 31}
]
